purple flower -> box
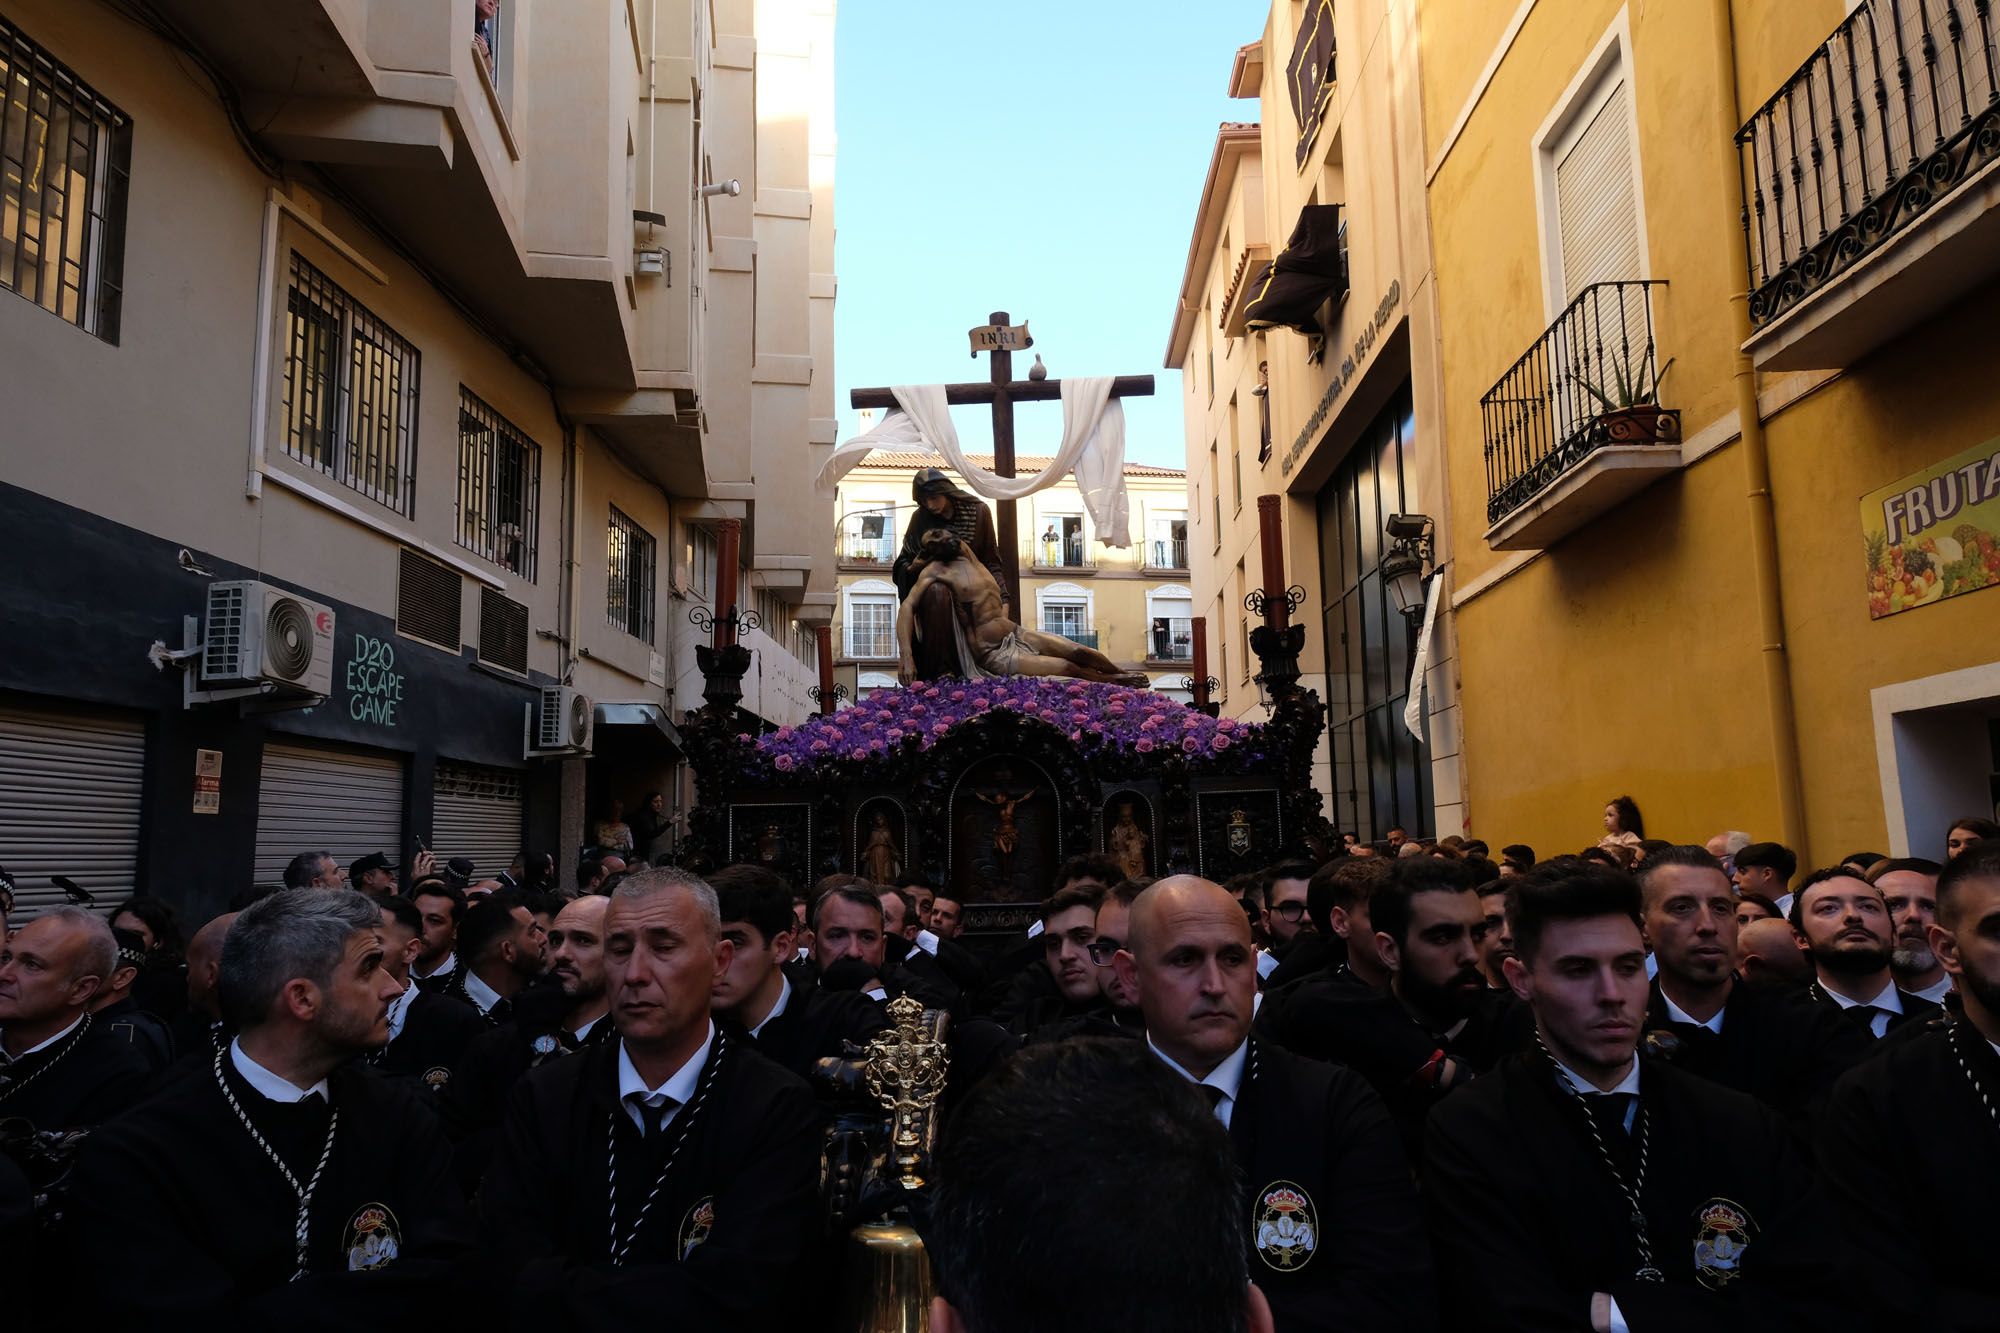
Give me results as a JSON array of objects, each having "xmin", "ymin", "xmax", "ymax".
[{"xmin": 887, "ymin": 728, "xmax": 905, "ymax": 743}]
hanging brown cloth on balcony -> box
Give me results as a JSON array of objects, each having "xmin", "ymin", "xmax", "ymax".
[{"xmin": 1242, "ymin": 205, "xmax": 1348, "ymax": 338}]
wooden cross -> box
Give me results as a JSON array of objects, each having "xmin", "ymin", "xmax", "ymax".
[{"xmin": 849, "ymin": 310, "xmax": 1155, "ymax": 615}]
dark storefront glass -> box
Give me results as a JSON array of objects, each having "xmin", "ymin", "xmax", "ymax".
[{"xmin": 1314, "ymin": 385, "xmax": 1431, "ymax": 841}]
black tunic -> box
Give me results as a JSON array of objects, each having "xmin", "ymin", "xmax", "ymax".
[
  {"xmin": 478, "ymin": 1029, "xmax": 823, "ymax": 1331},
  {"xmin": 1423, "ymin": 1051, "xmax": 1860, "ymax": 1332},
  {"xmin": 0, "ymin": 1013, "xmax": 152, "ymax": 1131},
  {"xmin": 1644, "ymin": 978, "xmax": 1872, "ymax": 1127},
  {"xmin": 1225, "ymin": 1037, "xmax": 1437, "ymax": 1331},
  {"xmin": 745, "ymin": 976, "xmax": 891, "ymax": 1081},
  {"xmin": 441, "ymin": 1006, "xmax": 610, "ymax": 1195},
  {"xmin": 374, "ymin": 990, "xmax": 488, "ymax": 1096},
  {"xmin": 58, "ymin": 1049, "xmax": 475, "ymax": 1323},
  {"xmin": 1265, "ymin": 931, "xmax": 1343, "ymax": 989},
  {"xmin": 93, "ymin": 995, "xmax": 175, "ymax": 1074},
  {"xmin": 1818, "ymin": 1021, "xmax": 2000, "ymax": 1330}
]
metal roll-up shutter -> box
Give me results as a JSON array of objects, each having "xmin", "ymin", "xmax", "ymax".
[
  {"xmin": 254, "ymin": 742, "xmax": 403, "ymax": 889},
  {"xmin": 0, "ymin": 703, "xmax": 145, "ymax": 918},
  {"xmin": 431, "ymin": 761, "xmax": 524, "ymax": 880}
]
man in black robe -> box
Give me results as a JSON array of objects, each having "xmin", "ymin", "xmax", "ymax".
[
  {"xmin": 709, "ymin": 864, "xmax": 887, "ymax": 1079},
  {"xmin": 443, "ymin": 894, "xmax": 612, "ymax": 1194},
  {"xmin": 892, "ymin": 467, "xmax": 1007, "ymax": 681},
  {"xmin": 1818, "ymin": 841, "xmax": 2000, "ymax": 1331},
  {"xmin": 1424, "ymin": 864, "xmax": 1856, "ymax": 1332},
  {"xmin": 171, "ymin": 909, "xmax": 237, "ymax": 1059},
  {"xmin": 479, "ymin": 868, "xmax": 822, "ymax": 1329},
  {"xmin": 374, "ymin": 896, "xmax": 487, "ymax": 1098},
  {"xmin": 1114, "ymin": 875, "xmax": 1436, "ymax": 1331},
  {"xmin": 89, "ymin": 928, "xmax": 175, "ymax": 1073},
  {"xmin": 1791, "ymin": 865, "xmax": 1942, "ymax": 1037},
  {"xmin": 0, "ymin": 907, "xmax": 150, "ymax": 1132},
  {"xmin": 58, "ymin": 889, "xmax": 475, "ymax": 1320},
  {"xmin": 1636, "ymin": 846, "xmax": 1870, "ymax": 1125}
]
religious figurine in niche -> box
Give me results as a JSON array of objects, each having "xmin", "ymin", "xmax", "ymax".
[
  {"xmin": 754, "ymin": 822, "xmax": 786, "ymax": 866},
  {"xmin": 897, "ymin": 528, "xmax": 1147, "ymax": 686},
  {"xmin": 976, "ymin": 786, "xmax": 1037, "ymax": 877},
  {"xmin": 893, "ymin": 469, "xmax": 1010, "ymax": 682},
  {"xmin": 861, "ymin": 811, "xmax": 903, "ymax": 883},
  {"xmin": 1109, "ymin": 802, "xmax": 1149, "ymax": 881},
  {"xmin": 1226, "ymin": 809, "xmax": 1255, "ymax": 859}
]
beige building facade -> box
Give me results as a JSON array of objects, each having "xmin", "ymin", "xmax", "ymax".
[
  {"xmin": 830, "ymin": 453, "xmax": 1194, "ymax": 701},
  {"xmin": 0, "ymin": 0, "xmax": 836, "ymax": 914},
  {"xmin": 1169, "ymin": 0, "xmax": 1461, "ymax": 842}
]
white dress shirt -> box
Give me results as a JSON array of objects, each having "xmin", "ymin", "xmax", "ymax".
[
  {"xmin": 913, "ymin": 929, "xmax": 942, "ymax": 957},
  {"xmin": 1551, "ymin": 1055, "xmax": 1642, "ymax": 1333},
  {"xmin": 230, "ymin": 1037, "xmax": 330, "ymax": 1102},
  {"xmin": 616, "ymin": 1022, "xmax": 715, "ymax": 1132},
  {"xmin": 1823, "ymin": 977, "xmax": 1905, "ymax": 1038},
  {"xmin": 461, "ymin": 969, "xmax": 505, "ymax": 1017},
  {"xmin": 1908, "ymin": 975, "xmax": 1954, "ymax": 1006},
  {"xmin": 383, "ymin": 981, "xmax": 418, "ymax": 1043},
  {"xmin": 572, "ymin": 1013, "xmax": 604, "ymax": 1044},
  {"xmin": 1148, "ymin": 1036, "xmax": 1250, "ymax": 1130},
  {"xmin": 1659, "ymin": 989, "xmax": 1725, "ymax": 1034},
  {"xmin": 0, "ymin": 1014, "xmax": 83, "ymax": 1064},
  {"xmin": 750, "ymin": 975, "xmax": 793, "ymax": 1038},
  {"xmin": 412, "ymin": 950, "xmax": 456, "ymax": 981}
]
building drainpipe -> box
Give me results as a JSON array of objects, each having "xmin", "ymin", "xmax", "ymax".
[{"xmin": 1710, "ymin": 0, "xmax": 1807, "ymax": 855}]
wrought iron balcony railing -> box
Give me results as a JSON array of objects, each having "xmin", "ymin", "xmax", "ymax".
[
  {"xmin": 837, "ymin": 507, "xmax": 906, "ymax": 566},
  {"xmin": 1480, "ymin": 281, "xmax": 1680, "ymax": 527},
  {"xmin": 1144, "ymin": 538, "xmax": 1190, "ymax": 570},
  {"xmin": 1044, "ymin": 627, "xmax": 1098, "ymax": 649},
  {"xmin": 1024, "ymin": 540, "xmax": 1095, "ymax": 571},
  {"xmin": 1737, "ymin": 0, "xmax": 2000, "ymax": 328},
  {"xmin": 1149, "ymin": 618, "xmax": 1194, "ymax": 661}
]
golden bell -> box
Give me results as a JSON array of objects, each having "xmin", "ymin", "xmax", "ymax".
[{"xmin": 840, "ymin": 1221, "xmax": 933, "ymax": 1333}]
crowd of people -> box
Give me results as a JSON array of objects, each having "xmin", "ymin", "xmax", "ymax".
[{"xmin": 0, "ymin": 800, "xmax": 1996, "ymax": 1329}]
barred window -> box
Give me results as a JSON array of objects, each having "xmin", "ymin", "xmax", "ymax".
[
  {"xmin": 0, "ymin": 17, "xmax": 130, "ymax": 342},
  {"xmin": 845, "ymin": 598, "xmax": 896, "ymax": 660},
  {"xmin": 282, "ymin": 254, "xmax": 420, "ymax": 515},
  {"xmin": 456, "ymin": 389, "xmax": 540, "ymax": 580},
  {"xmin": 607, "ymin": 507, "xmax": 656, "ymax": 645}
]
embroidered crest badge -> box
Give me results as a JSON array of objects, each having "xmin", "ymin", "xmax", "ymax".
[
  {"xmin": 1692, "ymin": 1197, "xmax": 1755, "ymax": 1289},
  {"xmin": 345, "ymin": 1204, "xmax": 403, "ymax": 1272},
  {"xmin": 1226, "ymin": 809, "xmax": 1254, "ymax": 858},
  {"xmin": 421, "ymin": 1066, "xmax": 451, "ymax": 1091},
  {"xmin": 679, "ymin": 1196, "xmax": 716, "ymax": 1260},
  {"xmin": 1253, "ymin": 1181, "xmax": 1317, "ymax": 1271}
]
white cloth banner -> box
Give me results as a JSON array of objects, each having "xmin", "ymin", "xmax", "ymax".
[
  {"xmin": 815, "ymin": 379, "xmax": 1132, "ymax": 547},
  {"xmin": 1402, "ymin": 575, "xmax": 1443, "ymax": 741}
]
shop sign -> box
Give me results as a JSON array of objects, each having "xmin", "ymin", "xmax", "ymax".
[
  {"xmin": 193, "ymin": 749, "xmax": 222, "ymax": 815},
  {"xmin": 343, "ymin": 634, "xmax": 406, "ymax": 726},
  {"xmin": 1861, "ymin": 435, "xmax": 2000, "ymax": 619}
]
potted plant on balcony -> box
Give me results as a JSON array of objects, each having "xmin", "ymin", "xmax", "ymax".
[{"xmin": 1579, "ymin": 356, "xmax": 1675, "ymax": 443}]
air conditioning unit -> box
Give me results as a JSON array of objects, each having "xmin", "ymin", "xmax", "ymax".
[
  {"xmin": 526, "ymin": 685, "xmax": 593, "ymax": 757},
  {"xmin": 202, "ymin": 580, "xmax": 336, "ymax": 697}
]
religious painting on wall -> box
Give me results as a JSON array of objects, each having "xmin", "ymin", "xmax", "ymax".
[
  {"xmin": 1194, "ymin": 789, "xmax": 1283, "ymax": 880},
  {"xmin": 1100, "ymin": 790, "xmax": 1156, "ymax": 882},
  {"xmin": 727, "ymin": 802, "xmax": 812, "ymax": 886},
  {"xmin": 950, "ymin": 755, "xmax": 1060, "ymax": 904},
  {"xmin": 854, "ymin": 797, "xmax": 909, "ymax": 883}
]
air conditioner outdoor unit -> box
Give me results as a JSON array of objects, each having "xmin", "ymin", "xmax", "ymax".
[
  {"xmin": 526, "ymin": 685, "xmax": 593, "ymax": 757},
  {"xmin": 201, "ymin": 580, "xmax": 336, "ymax": 697}
]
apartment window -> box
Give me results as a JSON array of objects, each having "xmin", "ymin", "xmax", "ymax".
[
  {"xmin": 1146, "ymin": 513, "xmax": 1189, "ymax": 570},
  {"xmin": 685, "ymin": 524, "xmax": 718, "ymax": 601},
  {"xmin": 456, "ymin": 389, "xmax": 541, "ymax": 580},
  {"xmin": 1209, "ymin": 443, "xmax": 1222, "ymax": 551},
  {"xmin": 0, "ymin": 18, "xmax": 130, "ymax": 342},
  {"xmin": 1043, "ymin": 601, "xmax": 1088, "ymax": 640},
  {"xmin": 282, "ymin": 254, "xmax": 421, "ymax": 516},
  {"xmin": 1231, "ymin": 398, "xmax": 1245, "ymax": 514},
  {"xmin": 1036, "ymin": 513, "xmax": 1088, "ymax": 568},
  {"xmin": 1544, "ymin": 51, "xmax": 1642, "ymax": 309},
  {"xmin": 607, "ymin": 507, "xmax": 656, "ymax": 644},
  {"xmin": 843, "ymin": 580, "xmax": 898, "ymax": 659}
]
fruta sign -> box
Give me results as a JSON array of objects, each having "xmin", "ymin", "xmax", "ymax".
[
  {"xmin": 1861, "ymin": 434, "xmax": 2000, "ymax": 620},
  {"xmin": 1877, "ymin": 442, "xmax": 2000, "ymax": 544}
]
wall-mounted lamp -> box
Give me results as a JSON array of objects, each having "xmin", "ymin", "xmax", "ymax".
[
  {"xmin": 1381, "ymin": 512, "xmax": 1435, "ymax": 620},
  {"xmin": 695, "ymin": 179, "xmax": 742, "ymax": 200}
]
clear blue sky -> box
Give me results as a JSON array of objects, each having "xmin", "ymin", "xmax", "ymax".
[{"xmin": 832, "ymin": 1, "xmax": 1267, "ymax": 470}]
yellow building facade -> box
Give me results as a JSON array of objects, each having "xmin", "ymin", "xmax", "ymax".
[
  {"xmin": 1170, "ymin": 1, "xmax": 1460, "ymax": 841},
  {"xmin": 1420, "ymin": 0, "xmax": 2000, "ymax": 859},
  {"xmin": 830, "ymin": 453, "xmax": 1194, "ymax": 700}
]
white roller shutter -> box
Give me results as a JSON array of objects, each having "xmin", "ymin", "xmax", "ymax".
[
  {"xmin": 1554, "ymin": 76, "xmax": 1641, "ymax": 302},
  {"xmin": 431, "ymin": 761, "xmax": 524, "ymax": 881},
  {"xmin": 254, "ymin": 742, "xmax": 403, "ymax": 889},
  {"xmin": 0, "ymin": 703, "xmax": 144, "ymax": 918}
]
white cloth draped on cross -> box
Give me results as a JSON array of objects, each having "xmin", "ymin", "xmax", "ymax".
[{"xmin": 815, "ymin": 377, "xmax": 1133, "ymax": 548}]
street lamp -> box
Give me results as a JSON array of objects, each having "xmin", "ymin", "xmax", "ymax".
[{"xmin": 1382, "ymin": 513, "xmax": 1435, "ymax": 620}]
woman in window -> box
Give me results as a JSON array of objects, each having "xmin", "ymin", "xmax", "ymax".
[{"xmin": 594, "ymin": 798, "xmax": 634, "ymax": 855}]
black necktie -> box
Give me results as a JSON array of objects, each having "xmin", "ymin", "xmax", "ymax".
[
  {"xmin": 1198, "ymin": 1084, "xmax": 1226, "ymax": 1112},
  {"xmin": 633, "ymin": 1095, "xmax": 678, "ymax": 1137},
  {"xmin": 1585, "ymin": 1093, "xmax": 1637, "ymax": 1168}
]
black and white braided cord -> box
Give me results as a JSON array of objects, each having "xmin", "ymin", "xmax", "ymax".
[
  {"xmin": 210, "ymin": 1046, "xmax": 339, "ymax": 1281},
  {"xmin": 606, "ymin": 1032, "xmax": 729, "ymax": 1267}
]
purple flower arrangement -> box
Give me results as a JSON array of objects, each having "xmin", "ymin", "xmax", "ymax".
[{"xmin": 747, "ymin": 678, "xmax": 1265, "ymax": 780}]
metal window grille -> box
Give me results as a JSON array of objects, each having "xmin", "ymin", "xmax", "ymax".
[
  {"xmin": 456, "ymin": 389, "xmax": 541, "ymax": 580},
  {"xmin": 1150, "ymin": 617, "xmax": 1194, "ymax": 661},
  {"xmin": 845, "ymin": 599, "xmax": 896, "ymax": 659},
  {"xmin": 1043, "ymin": 602, "xmax": 1089, "ymax": 640},
  {"xmin": 607, "ymin": 507, "xmax": 656, "ymax": 644},
  {"xmin": 282, "ymin": 253, "xmax": 420, "ymax": 515},
  {"xmin": 0, "ymin": 17, "xmax": 130, "ymax": 342},
  {"xmin": 396, "ymin": 548, "xmax": 463, "ymax": 650},
  {"xmin": 478, "ymin": 586, "xmax": 528, "ymax": 673}
]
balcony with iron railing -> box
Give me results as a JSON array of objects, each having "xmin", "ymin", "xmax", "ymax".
[
  {"xmin": 837, "ymin": 507, "xmax": 907, "ymax": 568},
  {"xmin": 1481, "ymin": 281, "xmax": 1682, "ymax": 550},
  {"xmin": 1024, "ymin": 539, "xmax": 1096, "ymax": 572},
  {"xmin": 1148, "ymin": 618, "xmax": 1195, "ymax": 663},
  {"xmin": 1737, "ymin": 0, "xmax": 2000, "ymax": 369},
  {"xmin": 1143, "ymin": 538, "xmax": 1191, "ymax": 571}
]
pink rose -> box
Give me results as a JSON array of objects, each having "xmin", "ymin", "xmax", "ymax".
[
  {"xmin": 950, "ymin": 690, "xmax": 967, "ymax": 702},
  {"xmin": 810, "ymin": 740, "xmax": 830, "ymax": 753},
  {"xmin": 735, "ymin": 732, "xmax": 753, "ymax": 743},
  {"xmin": 1136, "ymin": 737, "xmax": 1156, "ymax": 753},
  {"xmin": 774, "ymin": 754, "xmax": 796, "ymax": 771},
  {"xmin": 850, "ymin": 748, "xmax": 868, "ymax": 761},
  {"xmin": 1141, "ymin": 716, "xmax": 1160, "ymax": 730},
  {"xmin": 887, "ymin": 728, "xmax": 905, "ymax": 743},
  {"xmin": 1181, "ymin": 736, "xmax": 1200, "ymax": 753},
  {"xmin": 1212, "ymin": 733, "xmax": 1232, "ymax": 751},
  {"xmin": 910, "ymin": 703, "xmax": 928, "ymax": 716}
]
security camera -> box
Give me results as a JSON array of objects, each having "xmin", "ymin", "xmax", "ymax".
[{"xmin": 695, "ymin": 179, "xmax": 742, "ymax": 200}]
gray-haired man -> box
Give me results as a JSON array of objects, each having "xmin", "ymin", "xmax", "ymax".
[
  {"xmin": 479, "ymin": 867, "xmax": 824, "ymax": 1324},
  {"xmin": 59, "ymin": 889, "xmax": 474, "ymax": 1318},
  {"xmin": 0, "ymin": 906, "xmax": 149, "ymax": 1131}
]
